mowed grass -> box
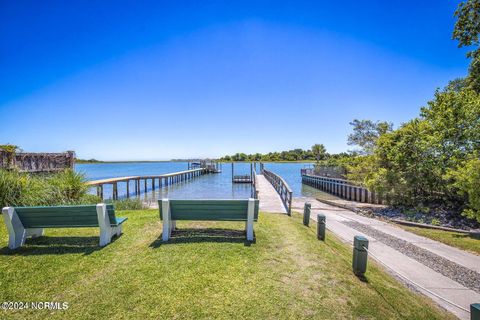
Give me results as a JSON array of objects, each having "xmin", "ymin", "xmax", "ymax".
[
  {"xmin": 0, "ymin": 210, "xmax": 454, "ymax": 320},
  {"xmin": 400, "ymin": 225, "xmax": 480, "ymax": 255}
]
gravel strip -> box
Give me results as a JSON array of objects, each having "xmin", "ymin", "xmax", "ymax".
[{"xmin": 342, "ymin": 220, "xmax": 480, "ymax": 293}]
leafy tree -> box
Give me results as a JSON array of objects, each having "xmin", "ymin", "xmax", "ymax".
[
  {"xmin": 447, "ymin": 157, "xmax": 480, "ymax": 222},
  {"xmin": 347, "ymin": 119, "xmax": 393, "ymax": 155},
  {"xmin": 368, "ymin": 119, "xmax": 441, "ymax": 206},
  {"xmin": 311, "ymin": 144, "xmax": 327, "ymax": 163},
  {"xmin": 366, "ymin": 87, "xmax": 480, "ymax": 213},
  {"xmin": 421, "ymin": 88, "xmax": 480, "ymax": 171},
  {"xmin": 453, "ymin": 0, "xmax": 480, "ymax": 91},
  {"xmin": 252, "ymin": 153, "xmax": 262, "ymax": 161},
  {"xmin": 231, "ymin": 153, "xmax": 247, "ymax": 161},
  {"xmin": 453, "ymin": 0, "xmax": 480, "ymax": 56}
]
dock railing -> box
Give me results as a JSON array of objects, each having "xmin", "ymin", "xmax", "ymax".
[
  {"xmin": 262, "ymin": 169, "xmax": 293, "ymax": 215},
  {"xmin": 301, "ymin": 173, "xmax": 383, "ymax": 204}
]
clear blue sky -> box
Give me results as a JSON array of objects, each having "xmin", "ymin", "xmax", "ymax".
[{"xmin": 0, "ymin": 0, "xmax": 470, "ymax": 160}]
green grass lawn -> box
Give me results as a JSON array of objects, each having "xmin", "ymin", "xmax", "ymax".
[
  {"xmin": 400, "ymin": 225, "xmax": 480, "ymax": 255},
  {"xmin": 0, "ymin": 210, "xmax": 454, "ymax": 319}
]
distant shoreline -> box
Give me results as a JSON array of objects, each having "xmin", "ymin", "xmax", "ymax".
[
  {"xmin": 76, "ymin": 160, "xmax": 315, "ymax": 164},
  {"xmin": 76, "ymin": 160, "xmax": 184, "ymax": 164}
]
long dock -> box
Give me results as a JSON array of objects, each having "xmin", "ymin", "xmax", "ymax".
[
  {"xmin": 87, "ymin": 168, "xmax": 207, "ymax": 200},
  {"xmin": 255, "ymin": 174, "xmax": 287, "ymax": 214}
]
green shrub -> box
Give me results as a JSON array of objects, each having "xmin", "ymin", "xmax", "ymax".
[
  {"xmin": 0, "ymin": 170, "xmax": 51, "ymax": 207},
  {"xmin": 0, "ymin": 169, "xmax": 27, "ymax": 207},
  {"xmin": 0, "ymin": 169, "xmax": 92, "ymax": 208},
  {"xmin": 361, "ymin": 88, "xmax": 480, "ymax": 215},
  {"xmin": 76, "ymin": 194, "xmax": 103, "ymax": 205},
  {"xmin": 107, "ymin": 198, "xmax": 146, "ymax": 210},
  {"xmin": 447, "ymin": 158, "xmax": 480, "ymax": 222},
  {"xmin": 46, "ymin": 169, "xmax": 89, "ymax": 204}
]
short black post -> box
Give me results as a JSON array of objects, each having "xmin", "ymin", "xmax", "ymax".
[
  {"xmin": 303, "ymin": 202, "xmax": 311, "ymax": 226},
  {"xmin": 352, "ymin": 236, "xmax": 369, "ymax": 277},
  {"xmin": 472, "ymin": 303, "xmax": 480, "ymax": 320},
  {"xmin": 317, "ymin": 214, "xmax": 326, "ymax": 241}
]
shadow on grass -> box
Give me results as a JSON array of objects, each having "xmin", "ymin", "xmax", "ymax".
[
  {"xmin": 0, "ymin": 235, "xmax": 122, "ymax": 256},
  {"xmin": 452, "ymin": 233, "xmax": 480, "ymax": 240},
  {"xmin": 356, "ymin": 274, "xmax": 369, "ymax": 283},
  {"xmin": 150, "ymin": 228, "xmax": 255, "ymax": 248}
]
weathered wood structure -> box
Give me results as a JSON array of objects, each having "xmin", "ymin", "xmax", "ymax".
[
  {"xmin": 0, "ymin": 150, "xmax": 75, "ymax": 173},
  {"xmin": 301, "ymin": 174, "xmax": 383, "ymax": 204},
  {"xmin": 188, "ymin": 160, "xmax": 221, "ymax": 173},
  {"xmin": 232, "ymin": 175, "xmax": 252, "ymax": 183},
  {"xmin": 262, "ymin": 168, "xmax": 293, "ymax": 215},
  {"xmin": 87, "ymin": 168, "xmax": 207, "ymax": 200},
  {"xmin": 231, "ymin": 162, "xmax": 254, "ymax": 183}
]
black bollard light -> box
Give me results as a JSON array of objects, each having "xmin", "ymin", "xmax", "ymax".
[
  {"xmin": 471, "ymin": 303, "xmax": 480, "ymax": 320},
  {"xmin": 352, "ymin": 235, "xmax": 369, "ymax": 277},
  {"xmin": 303, "ymin": 202, "xmax": 311, "ymax": 226},
  {"xmin": 317, "ymin": 214, "xmax": 326, "ymax": 241}
]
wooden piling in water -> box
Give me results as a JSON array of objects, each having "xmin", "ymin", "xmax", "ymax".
[{"xmin": 113, "ymin": 182, "xmax": 118, "ymax": 200}]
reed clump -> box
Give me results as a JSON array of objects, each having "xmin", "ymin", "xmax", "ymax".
[{"xmin": 0, "ymin": 169, "xmax": 100, "ymax": 208}]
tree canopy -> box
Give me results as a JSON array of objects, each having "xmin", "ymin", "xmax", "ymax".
[{"xmin": 347, "ymin": 119, "xmax": 393, "ymax": 155}]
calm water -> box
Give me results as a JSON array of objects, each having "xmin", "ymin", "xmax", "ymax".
[{"xmin": 75, "ymin": 162, "xmax": 336, "ymax": 201}]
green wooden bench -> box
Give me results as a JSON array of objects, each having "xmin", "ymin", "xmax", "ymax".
[
  {"xmin": 1, "ymin": 204, "xmax": 127, "ymax": 249},
  {"xmin": 158, "ymin": 198, "xmax": 259, "ymax": 241}
]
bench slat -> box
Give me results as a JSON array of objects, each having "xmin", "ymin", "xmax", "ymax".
[
  {"xmin": 13, "ymin": 204, "xmax": 122, "ymax": 228},
  {"xmin": 159, "ymin": 199, "xmax": 259, "ymax": 221}
]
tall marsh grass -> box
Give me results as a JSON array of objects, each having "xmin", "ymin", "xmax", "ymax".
[{"xmin": 0, "ymin": 169, "xmax": 100, "ymax": 208}]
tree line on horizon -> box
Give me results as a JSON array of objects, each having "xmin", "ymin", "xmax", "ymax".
[{"xmin": 219, "ymin": 144, "xmax": 336, "ymax": 162}]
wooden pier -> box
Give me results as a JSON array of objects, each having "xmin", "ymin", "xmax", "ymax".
[
  {"xmin": 262, "ymin": 169, "xmax": 292, "ymax": 215},
  {"xmin": 255, "ymin": 173, "xmax": 288, "ymax": 214},
  {"xmin": 86, "ymin": 168, "xmax": 207, "ymax": 200}
]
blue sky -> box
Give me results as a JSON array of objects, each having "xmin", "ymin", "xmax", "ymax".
[{"xmin": 0, "ymin": 1, "xmax": 470, "ymax": 160}]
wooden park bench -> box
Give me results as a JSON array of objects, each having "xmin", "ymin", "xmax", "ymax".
[
  {"xmin": 1, "ymin": 204, "xmax": 127, "ymax": 249},
  {"xmin": 159, "ymin": 198, "xmax": 259, "ymax": 241}
]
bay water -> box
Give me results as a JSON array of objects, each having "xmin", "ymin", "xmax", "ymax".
[{"xmin": 75, "ymin": 162, "xmax": 336, "ymax": 201}]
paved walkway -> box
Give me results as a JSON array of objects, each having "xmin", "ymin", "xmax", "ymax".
[
  {"xmin": 256, "ymin": 174, "xmax": 287, "ymax": 214},
  {"xmin": 292, "ymin": 197, "xmax": 480, "ymax": 320}
]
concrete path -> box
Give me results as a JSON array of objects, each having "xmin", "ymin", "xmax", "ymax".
[
  {"xmin": 292, "ymin": 197, "xmax": 480, "ymax": 320},
  {"xmin": 256, "ymin": 174, "xmax": 287, "ymax": 214}
]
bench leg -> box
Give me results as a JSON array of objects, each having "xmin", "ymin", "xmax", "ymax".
[
  {"xmin": 162, "ymin": 199, "xmax": 171, "ymax": 241},
  {"xmin": 26, "ymin": 228, "xmax": 44, "ymax": 238},
  {"xmin": 113, "ymin": 224, "xmax": 122, "ymax": 237},
  {"xmin": 2, "ymin": 207, "xmax": 27, "ymax": 249},
  {"xmin": 96, "ymin": 203, "xmax": 113, "ymax": 247},
  {"xmin": 246, "ymin": 198, "xmax": 255, "ymax": 241},
  {"xmin": 99, "ymin": 229, "xmax": 112, "ymax": 247}
]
